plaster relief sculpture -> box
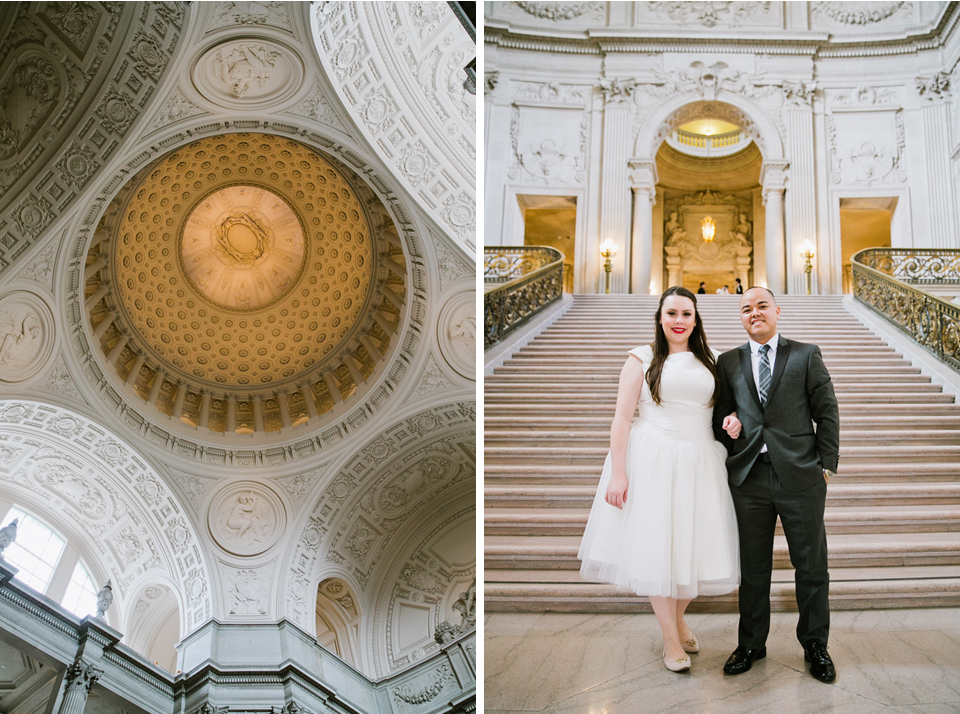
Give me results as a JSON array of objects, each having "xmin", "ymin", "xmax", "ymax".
[
  {"xmin": 811, "ymin": 1, "xmax": 908, "ymax": 26},
  {"xmin": 0, "ymin": 292, "xmax": 54, "ymax": 384},
  {"xmin": 437, "ymin": 289, "xmax": 475, "ymax": 380},
  {"xmin": 434, "ymin": 578, "xmax": 476, "ymax": 644},
  {"xmin": 647, "ymin": 1, "xmax": 773, "ymax": 28},
  {"xmin": 208, "ymin": 481, "xmax": 286, "ymax": 556},
  {"xmin": 94, "ymin": 580, "xmax": 112, "ymax": 619},
  {"xmin": 194, "ymin": 39, "xmax": 303, "ymax": 109},
  {"xmin": 392, "ymin": 663, "xmax": 454, "ymax": 707},
  {"xmin": 211, "ymin": 1, "xmax": 292, "ymax": 31},
  {"xmin": 225, "ymin": 567, "xmax": 269, "ymax": 616},
  {"xmin": 729, "ymin": 213, "xmax": 753, "ymax": 247},
  {"xmin": 0, "ymin": 54, "xmax": 60, "ymax": 162},
  {"xmin": 514, "ymin": 2, "xmax": 603, "ymax": 21}
]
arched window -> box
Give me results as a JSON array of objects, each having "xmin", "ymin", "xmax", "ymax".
[{"xmin": 0, "ymin": 507, "xmax": 102, "ymax": 621}]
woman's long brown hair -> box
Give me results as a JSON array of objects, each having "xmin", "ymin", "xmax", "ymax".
[{"xmin": 646, "ymin": 286, "xmax": 720, "ymax": 405}]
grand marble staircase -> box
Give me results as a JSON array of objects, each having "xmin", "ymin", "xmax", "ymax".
[{"xmin": 484, "ymin": 295, "xmax": 960, "ymax": 612}]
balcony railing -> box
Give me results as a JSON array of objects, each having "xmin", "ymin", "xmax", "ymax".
[
  {"xmin": 852, "ymin": 248, "xmax": 960, "ymax": 372},
  {"xmin": 484, "ymin": 246, "xmax": 564, "ymax": 348},
  {"xmin": 665, "ymin": 129, "xmax": 751, "ymax": 157}
]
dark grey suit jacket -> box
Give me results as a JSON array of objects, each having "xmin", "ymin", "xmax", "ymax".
[{"xmin": 712, "ymin": 336, "xmax": 840, "ymax": 492}]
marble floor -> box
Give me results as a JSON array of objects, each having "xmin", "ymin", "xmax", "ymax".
[{"xmin": 484, "ymin": 609, "xmax": 960, "ymax": 713}]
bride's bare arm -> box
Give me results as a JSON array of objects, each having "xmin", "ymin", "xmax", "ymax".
[{"xmin": 605, "ymin": 355, "xmax": 645, "ymax": 510}]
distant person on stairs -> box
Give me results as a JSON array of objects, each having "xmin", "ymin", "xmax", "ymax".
[
  {"xmin": 735, "ymin": 278, "xmax": 743, "ymax": 294},
  {"xmin": 712, "ymin": 286, "xmax": 840, "ymax": 683},
  {"xmin": 698, "ymin": 282, "xmax": 707, "ymax": 294},
  {"xmin": 578, "ymin": 286, "xmax": 743, "ymax": 673}
]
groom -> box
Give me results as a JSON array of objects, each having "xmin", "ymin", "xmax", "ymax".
[{"xmin": 712, "ymin": 287, "xmax": 840, "ymax": 683}]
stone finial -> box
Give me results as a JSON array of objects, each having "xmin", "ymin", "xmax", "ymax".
[
  {"xmin": 95, "ymin": 580, "xmax": 113, "ymax": 619},
  {"xmin": 0, "ymin": 518, "xmax": 18, "ymax": 557}
]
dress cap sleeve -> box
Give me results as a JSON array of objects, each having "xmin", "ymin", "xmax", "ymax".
[{"xmin": 628, "ymin": 344, "xmax": 654, "ymax": 365}]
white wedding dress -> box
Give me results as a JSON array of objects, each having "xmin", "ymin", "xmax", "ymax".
[{"xmin": 578, "ymin": 345, "xmax": 740, "ymax": 599}]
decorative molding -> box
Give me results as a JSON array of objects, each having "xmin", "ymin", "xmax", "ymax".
[
  {"xmin": 810, "ymin": 1, "xmax": 907, "ymax": 26},
  {"xmin": 34, "ymin": 353, "xmax": 84, "ymax": 403},
  {"xmin": 514, "ymin": 2, "xmax": 603, "ymax": 21},
  {"xmin": 150, "ymin": 89, "xmax": 207, "ymax": 129},
  {"xmin": 210, "ymin": 1, "xmax": 293, "ymax": 33},
  {"xmin": 917, "ymin": 72, "xmax": 950, "ymax": 100},
  {"xmin": 648, "ymin": 1, "xmax": 773, "ymax": 28},
  {"xmin": 599, "ymin": 78, "xmax": 637, "ymax": 104}
]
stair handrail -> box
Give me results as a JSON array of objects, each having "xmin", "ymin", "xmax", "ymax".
[
  {"xmin": 484, "ymin": 246, "xmax": 564, "ymax": 348},
  {"xmin": 851, "ymin": 247, "xmax": 960, "ymax": 372}
]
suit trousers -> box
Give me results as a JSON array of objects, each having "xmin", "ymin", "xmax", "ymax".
[{"xmin": 731, "ymin": 455, "xmax": 830, "ymax": 649}]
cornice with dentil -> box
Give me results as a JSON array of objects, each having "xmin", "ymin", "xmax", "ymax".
[{"xmin": 484, "ymin": 1, "xmax": 956, "ymax": 57}]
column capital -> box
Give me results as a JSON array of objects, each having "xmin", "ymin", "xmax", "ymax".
[
  {"xmin": 760, "ymin": 160, "xmax": 789, "ymax": 191},
  {"xmin": 627, "ymin": 159, "xmax": 658, "ymax": 189},
  {"xmin": 64, "ymin": 660, "xmax": 102, "ymax": 695}
]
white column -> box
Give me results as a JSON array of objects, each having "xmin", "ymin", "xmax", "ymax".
[
  {"xmin": 225, "ymin": 396, "xmax": 237, "ymax": 433},
  {"xmin": 920, "ymin": 97, "xmax": 957, "ymax": 248},
  {"xmin": 252, "ymin": 395, "xmax": 264, "ymax": 432},
  {"xmin": 125, "ymin": 351, "xmax": 145, "ymax": 386},
  {"xmin": 628, "ymin": 159, "xmax": 658, "ymax": 295},
  {"xmin": 300, "ymin": 382, "xmax": 319, "ymax": 419},
  {"xmin": 146, "ymin": 369, "xmax": 166, "ymax": 406},
  {"xmin": 106, "ymin": 331, "xmax": 129, "ymax": 365},
  {"xmin": 760, "ymin": 161, "xmax": 789, "ymax": 294},
  {"xmin": 57, "ymin": 661, "xmax": 102, "ymax": 714},
  {"xmin": 598, "ymin": 92, "xmax": 633, "ymax": 293},
  {"xmin": 763, "ymin": 189, "xmax": 786, "ymax": 295},
  {"xmin": 198, "ymin": 390, "xmax": 212, "ymax": 429},
  {"xmin": 786, "ymin": 106, "xmax": 818, "ymax": 293}
]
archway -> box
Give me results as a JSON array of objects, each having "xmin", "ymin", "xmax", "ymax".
[{"xmin": 630, "ymin": 95, "xmax": 787, "ymax": 295}]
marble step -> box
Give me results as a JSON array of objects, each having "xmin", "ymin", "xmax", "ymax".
[
  {"xmin": 483, "ymin": 565, "xmax": 960, "ymax": 612},
  {"xmin": 483, "ymin": 505, "xmax": 960, "ymax": 536},
  {"xmin": 484, "ymin": 483, "xmax": 960, "ymax": 508},
  {"xmin": 484, "ymin": 444, "xmax": 960, "ymax": 466},
  {"xmin": 483, "ymin": 415, "xmax": 960, "ymax": 430},
  {"xmin": 484, "ymin": 532, "xmax": 960, "ymax": 570},
  {"xmin": 483, "ymin": 462, "xmax": 960, "ymax": 485},
  {"xmin": 484, "ymin": 429, "xmax": 960, "ymax": 447}
]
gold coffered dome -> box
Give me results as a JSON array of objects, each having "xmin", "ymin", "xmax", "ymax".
[{"xmin": 83, "ymin": 133, "xmax": 406, "ymax": 437}]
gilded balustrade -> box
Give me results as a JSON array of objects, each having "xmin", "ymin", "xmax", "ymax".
[
  {"xmin": 484, "ymin": 246, "xmax": 564, "ymax": 348},
  {"xmin": 852, "ymin": 248, "xmax": 960, "ymax": 371}
]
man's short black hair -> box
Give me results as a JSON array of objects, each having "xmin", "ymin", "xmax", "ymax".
[{"xmin": 743, "ymin": 285, "xmax": 776, "ymax": 303}]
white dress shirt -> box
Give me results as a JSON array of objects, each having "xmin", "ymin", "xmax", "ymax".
[{"xmin": 748, "ymin": 334, "xmax": 779, "ymax": 453}]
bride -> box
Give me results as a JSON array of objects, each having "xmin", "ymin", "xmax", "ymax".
[{"xmin": 578, "ymin": 286, "xmax": 742, "ymax": 672}]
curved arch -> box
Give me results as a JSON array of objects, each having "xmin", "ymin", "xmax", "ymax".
[
  {"xmin": 315, "ymin": 575, "xmax": 362, "ymax": 668},
  {"xmin": 634, "ymin": 95, "xmax": 785, "ymax": 161},
  {"xmin": 278, "ymin": 401, "xmax": 475, "ymax": 650},
  {"xmin": 0, "ymin": 400, "xmax": 213, "ymax": 637},
  {"xmin": 365, "ymin": 492, "xmax": 474, "ymax": 677},
  {"xmin": 122, "ymin": 575, "xmax": 183, "ymax": 673}
]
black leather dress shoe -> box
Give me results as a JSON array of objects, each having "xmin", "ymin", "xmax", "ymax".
[
  {"xmin": 722, "ymin": 645, "xmax": 766, "ymax": 674},
  {"xmin": 804, "ymin": 641, "xmax": 836, "ymax": 682}
]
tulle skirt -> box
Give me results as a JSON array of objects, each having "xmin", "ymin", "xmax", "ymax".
[{"xmin": 577, "ymin": 419, "xmax": 740, "ymax": 599}]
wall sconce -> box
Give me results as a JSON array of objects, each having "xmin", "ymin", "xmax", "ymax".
[
  {"xmin": 798, "ymin": 239, "xmax": 816, "ymax": 295},
  {"xmin": 599, "ymin": 238, "xmax": 617, "ymax": 294},
  {"xmin": 701, "ymin": 216, "xmax": 716, "ymax": 242}
]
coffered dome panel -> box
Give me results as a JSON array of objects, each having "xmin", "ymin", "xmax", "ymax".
[
  {"xmin": 112, "ymin": 134, "xmax": 373, "ymax": 388},
  {"xmin": 82, "ymin": 132, "xmax": 407, "ymax": 439}
]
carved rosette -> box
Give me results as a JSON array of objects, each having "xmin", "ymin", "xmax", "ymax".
[
  {"xmin": 208, "ymin": 481, "xmax": 286, "ymax": 556},
  {"xmin": 193, "ymin": 38, "xmax": 304, "ymax": 109},
  {"xmin": 0, "ymin": 291, "xmax": 55, "ymax": 384}
]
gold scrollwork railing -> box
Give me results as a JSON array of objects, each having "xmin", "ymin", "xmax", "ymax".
[
  {"xmin": 484, "ymin": 246, "xmax": 564, "ymax": 348},
  {"xmin": 852, "ymin": 248, "xmax": 960, "ymax": 372}
]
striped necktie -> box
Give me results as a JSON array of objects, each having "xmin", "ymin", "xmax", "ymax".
[{"xmin": 758, "ymin": 344, "xmax": 771, "ymax": 407}]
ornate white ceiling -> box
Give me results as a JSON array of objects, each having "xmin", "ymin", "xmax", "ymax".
[{"xmin": 0, "ymin": 0, "xmax": 477, "ymax": 686}]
